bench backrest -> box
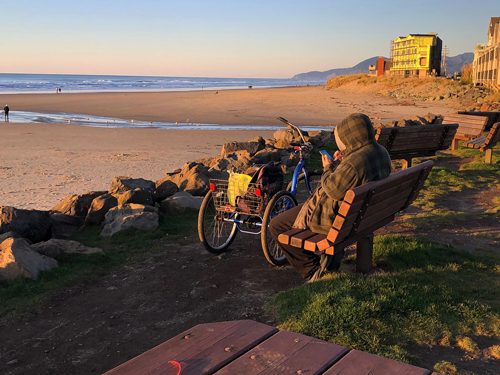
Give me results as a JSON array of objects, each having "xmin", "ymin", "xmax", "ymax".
[
  {"xmin": 326, "ymin": 160, "xmax": 434, "ymax": 247},
  {"xmin": 443, "ymin": 114, "xmax": 488, "ymax": 140},
  {"xmin": 482, "ymin": 122, "xmax": 500, "ymax": 151},
  {"xmin": 375, "ymin": 124, "xmax": 458, "ymax": 157},
  {"xmin": 457, "ymin": 111, "xmax": 500, "ymax": 129}
]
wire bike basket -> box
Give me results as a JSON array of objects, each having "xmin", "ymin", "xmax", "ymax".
[{"xmin": 209, "ymin": 177, "xmax": 284, "ymax": 217}]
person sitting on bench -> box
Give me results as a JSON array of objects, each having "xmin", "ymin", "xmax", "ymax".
[{"xmin": 270, "ymin": 113, "xmax": 392, "ymax": 282}]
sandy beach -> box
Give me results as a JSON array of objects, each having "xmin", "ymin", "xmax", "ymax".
[{"xmin": 0, "ymin": 86, "xmax": 457, "ymax": 210}]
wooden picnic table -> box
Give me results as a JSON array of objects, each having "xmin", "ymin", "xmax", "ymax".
[{"xmin": 104, "ymin": 320, "xmax": 443, "ymax": 374}]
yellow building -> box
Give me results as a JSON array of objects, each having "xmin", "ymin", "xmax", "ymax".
[
  {"xmin": 390, "ymin": 33, "xmax": 442, "ymax": 77},
  {"xmin": 473, "ymin": 17, "xmax": 500, "ymax": 89}
]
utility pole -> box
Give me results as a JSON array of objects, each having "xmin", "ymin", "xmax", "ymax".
[{"xmin": 442, "ymin": 45, "xmax": 449, "ymax": 77}]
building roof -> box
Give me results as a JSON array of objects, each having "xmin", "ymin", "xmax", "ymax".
[{"xmin": 488, "ymin": 17, "xmax": 500, "ymax": 37}]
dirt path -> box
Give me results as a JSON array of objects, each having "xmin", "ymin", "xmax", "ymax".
[{"xmin": 0, "ymin": 235, "xmax": 304, "ymax": 375}]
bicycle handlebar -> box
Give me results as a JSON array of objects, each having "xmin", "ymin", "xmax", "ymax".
[{"xmin": 277, "ymin": 117, "xmax": 310, "ymax": 147}]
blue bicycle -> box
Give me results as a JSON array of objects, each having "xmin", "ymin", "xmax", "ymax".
[{"xmin": 198, "ymin": 117, "xmax": 322, "ymax": 266}]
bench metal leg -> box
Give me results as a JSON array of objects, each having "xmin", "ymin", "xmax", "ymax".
[
  {"xmin": 485, "ymin": 149, "xmax": 493, "ymax": 163},
  {"xmin": 356, "ymin": 233, "xmax": 374, "ymax": 274}
]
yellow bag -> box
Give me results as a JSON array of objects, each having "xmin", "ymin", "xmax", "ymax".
[{"xmin": 227, "ymin": 173, "xmax": 252, "ymax": 206}]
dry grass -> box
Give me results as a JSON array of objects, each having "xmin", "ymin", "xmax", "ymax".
[{"xmin": 460, "ymin": 63, "xmax": 474, "ymax": 86}]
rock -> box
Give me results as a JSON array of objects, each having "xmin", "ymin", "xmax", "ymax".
[
  {"xmin": 249, "ymin": 136, "xmax": 265, "ymax": 145},
  {"xmin": 49, "ymin": 213, "xmax": 84, "ymax": 239},
  {"xmin": 85, "ymin": 194, "xmax": 118, "ymax": 226},
  {"xmin": 221, "ymin": 141, "xmax": 263, "ymax": 157},
  {"xmin": 154, "ymin": 178, "xmax": 179, "ymax": 202},
  {"xmin": 160, "ymin": 192, "xmax": 204, "ymax": 215},
  {"xmin": 100, "ymin": 204, "xmax": 159, "ymax": 237},
  {"xmin": 0, "ymin": 206, "xmax": 51, "ymax": 243},
  {"xmin": 411, "ymin": 116, "xmax": 430, "ymax": 125},
  {"xmin": 109, "ymin": 176, "xmax": 156, "ymax": 195},
  {"xmin": 50, "ymin": 191, "xmax": 106, "ymax": 217},
  {"xmin": 115, "ymin": 189, "xmax": 155, "ymax": 206},
  {"xmin": 223, "ymin": 151, "xmax": 253, "ymax": 173},
  {"xmin": 252, "ymin": 149, "xmax": 282, "ymax": 165},
  {"xmin": 161, "ymin": 162, "xmax": 210, "ymax": 196},
  {"xmin": 0, "ymin": 231, "xmax": 25, "ymax": 243},
  {"xmin": 32, "ymin": 239, "xmax": 103, "ymax": 258},
  {"xmin": 109, "ymin": 177, "xmax": 156, "ymax": 206},
  {"xmin": 0, "ymin": 237, "xmax": 58, "ymax": 280}
]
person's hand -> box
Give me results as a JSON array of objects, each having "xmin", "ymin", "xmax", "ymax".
[
  {"xmin": 322, "ymin": 154, "xmax": 335, "ymax": 168},
  {"xmin": 334, "ymin": 151, "xmax": 343, "ymax": 163}
]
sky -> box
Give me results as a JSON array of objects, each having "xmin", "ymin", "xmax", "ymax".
[{"xmin": 1, "ymin": 0, "xmax": 500, "ymax": 78}]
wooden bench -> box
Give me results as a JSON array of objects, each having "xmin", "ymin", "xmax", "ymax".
[
  {"xmin": 104, "ymin": 320, "xmax": 443, "ymax": 375},
  {"xmin": 442, "ymin": 114, "xmax": 488, "ymax": 150},
  {"xmin": 457, "ymin": 111, "xmax": 500, "ymax": 129},
  {"xmin": 462, "ymin": 122, "xmax": 500, "ymax": 163},
  {"xmin": 375, "ymin": 124, "xmax": 458, "ymax": 169},
  {"xmin": 278, "ymin": 160, "xmax": 434, "ymax": 274}
]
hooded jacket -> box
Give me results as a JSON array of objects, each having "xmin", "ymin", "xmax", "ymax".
[{"xmin": 305, "ymin": 113, "xmax": 391, "ymax": 235}]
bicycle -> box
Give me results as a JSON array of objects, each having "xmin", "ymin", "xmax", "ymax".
[{"xmin": 198, "ymin": 117, "xmax": 323, "ymax": 266}]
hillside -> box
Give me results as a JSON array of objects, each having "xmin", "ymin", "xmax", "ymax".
[
  {"xmin": 292, "ymin": 57, "xmax": 386, "ymax": 81},
  {"xmin": 293, "ymin": 53, "xmax": 473, "ymax": 81}
]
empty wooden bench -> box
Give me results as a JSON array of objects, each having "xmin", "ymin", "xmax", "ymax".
[
  {"xmin": 462, "ymin": 122, "xmax": 500, "ymax": 163},
  {"xmin": 104, "ymin": 320, "xmax": 443, "ymax": 374},
  {"xmin": 278, "ymin": 160, "xmax": 434, "ymax": 274},
  {"xmin": 375, "ymin": 124, "xmax": 458, "ymax": 169},
  {"xmin": 457, "ymin": 111, "xmax": 500, "ymax": 129},
  {"xmin": 442, "ymin": 114, "xmax": 488, "ymax": 150}
]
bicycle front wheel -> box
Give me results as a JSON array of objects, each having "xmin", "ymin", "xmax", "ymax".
[
  {"xmin": 198, "ymin": 191, "xmax": 238, "ymax": 254},
  {"xmin": 261, "ymin": 191, "xmax": 298, "ymax": 266},
  {"xmin": 287, "ymin": 170, "xmax": 322, "ymax": 204}
]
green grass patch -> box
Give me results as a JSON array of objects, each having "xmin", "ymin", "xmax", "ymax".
[
  {"xmin": 0, "ymin": 211, "xmax": 199, "ymax": 318},
  {"xmin": 266, "ymin": 235, "xmax": 500, "ymax": 365}
]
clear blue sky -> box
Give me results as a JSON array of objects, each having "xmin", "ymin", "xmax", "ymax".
[{"xmin": 2, "ymin": 0, "xmax": 499, "ymax": 78}]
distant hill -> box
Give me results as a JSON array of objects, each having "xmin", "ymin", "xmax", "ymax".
[
  {"xmin": 292, "ymin": 57, "xmax": 387, "ymax": 81},
  {"xmin": 292, "ymin": 53, "xmax": 473, "ymax": 80},
  {"xmin": 445, "ymin": 52, "xmax": 474, "ymax": 75}
]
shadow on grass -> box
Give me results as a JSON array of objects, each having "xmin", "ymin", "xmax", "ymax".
[
  {"xmin": 265, "ymin": 235, "xmax": 500, "ymax": 371},
  {"xmin": 0, "ymin": 211, "xmax": 199, "ymax": 318}
]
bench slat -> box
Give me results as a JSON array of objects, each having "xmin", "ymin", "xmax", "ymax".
[
  {"xmin": 290, "ymin": 230, "xmax": 318, "ymax": 248},
  {"xmin": 278, "ymin": 228, "xmax": 307, "ymax": 245},
  {"xmin": 103, "ymin": 320, "xmax": 277, "ymax": 375},
  {"xmin": 323, "ymin": 350, "xmax": 431, "ymax": 375},
  {"xmin": 304, "ymin": 233, "xmax": 328, "ymax": 252},
  {"xmin": 216, "ymin": 330, "xmax": 348, "ymax": 375}
]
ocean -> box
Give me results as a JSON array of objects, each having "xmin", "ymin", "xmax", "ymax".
[{"xmin": 0, "ymin": 73, "xmax": 325, "ymax": 94}]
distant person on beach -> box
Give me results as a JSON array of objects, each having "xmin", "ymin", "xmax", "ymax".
[
  {"xmin": 59, "ymin": 87, "xmax": 62, "ymax": 93},
  {"xmin": 3, "ymin": 104, "xmax": 9, "ymax": 121},
  {"xmin": 56, "ymin": 88, "xmax": 59, "ymax": 93},
  {"xmin": 269, "ymin": 113, "xmax": 391, "ymax": 282}
]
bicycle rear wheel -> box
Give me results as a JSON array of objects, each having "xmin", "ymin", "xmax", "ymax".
[
  {"xmin": 287, "ymin": 170, "xmax": 322, "ymax": 204},
  {"xmin": 261, "ymin": 191, "xmax": 298, "ymax": 266},
  {"xmin": 198, "ymin": 191, "xmax": 238, "ymax": 254}
]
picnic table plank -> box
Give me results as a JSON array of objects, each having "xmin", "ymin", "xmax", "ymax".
[
  {"xmin": 324, "ymin": 350, "xmax": 431, "ymax": 375},
  {"xmin": 103, "ymin": 320, "xmax": 277, "ymax": 375},
  {"xmin": 214, "ymin": 330, "xmax": 348, "ymax": 375}
]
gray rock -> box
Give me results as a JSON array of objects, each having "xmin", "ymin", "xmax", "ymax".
[
  {"xmin": 109, "ymin": 177, "xmax": 156, "ymax": 195},
  {"xmin": 85, "ymin": 194, "xmax": 118, "ymax": 226},
  {"xmin": 154, "ymin": 179, "xmax": 179, "ymax": 202},
  {"xmin": 32, "ymin": 239, "xmax": 103, "ymax": 258},
  {"xmin": 49, "ymin": 213, "xmax": 84, "ymax": 239},
  {"xmin": 160, "ymin": 192, "xmax": 204, "ymax": 215},
  {"xmin": 221, "ymin": 141, "xmax": 263, "ymax": 157},
  {"xmin": 0, "ymin": 237, "xmax": 58, "ymax": 280},
  {"xmin": 50, "ymin": 191, "xmax": 106, "ymax": 217},
  {"xmin": 100, "ymin": 204, "xmax": 159, "ymax": 237},
  {"xmin": 0, "ymin": 206, "xmax": 51, "ymax": 243}
]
